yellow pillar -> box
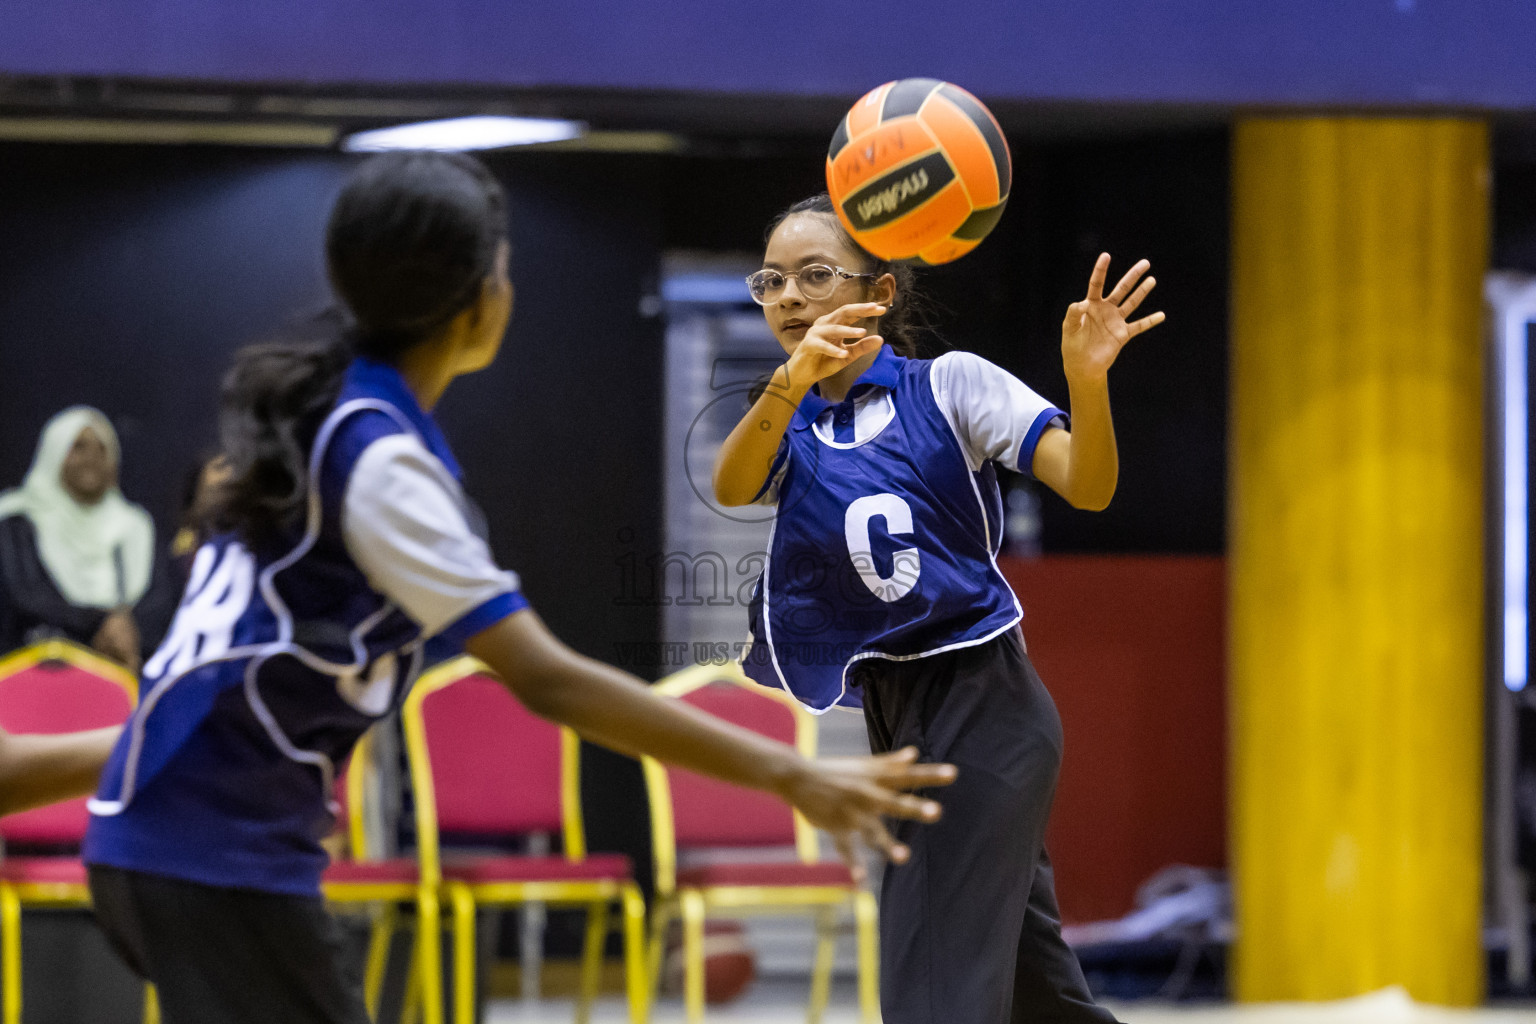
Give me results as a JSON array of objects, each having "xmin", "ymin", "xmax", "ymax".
[{"xmin": 1229, "ymin": 117, "xmax": 1488, "ymax": 1005}]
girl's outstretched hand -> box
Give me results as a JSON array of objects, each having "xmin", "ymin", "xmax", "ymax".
[
  {"xmin": 778, "ymin": 745, "xmax": 957, "ymax": 883},
  {"xmin": 1061, "ymin": 254, "xmax": 1165, "ymax": 382},
  {"xmin": 783, "ymin": 302, "xmax": 886, "ymax": 390}
]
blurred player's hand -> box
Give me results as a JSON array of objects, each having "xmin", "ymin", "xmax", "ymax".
[
  {"xmin": 778, "ymin": 745, "xmax": 956, "ymax": 883},
  {"xmin": 1060, "ymin": 254, "xmax": 1164, "ymax": 382}
]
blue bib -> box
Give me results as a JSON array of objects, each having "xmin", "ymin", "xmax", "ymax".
[
  {"xmin": 742, "ymin": 352, "xmax": 1022, "ymax": 712},
  {"xmin": 85, "ymin": 358, "xmax": 523, "ymax": 895}
]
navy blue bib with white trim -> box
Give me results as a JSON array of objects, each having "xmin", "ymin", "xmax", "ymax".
[
  {"xmin": 84, "ymin": 358, "xmax": 521, "ymax": 895},
  {"xmin": 742, "ymin": 352, "xmax": 1021, "ymax": 713}
]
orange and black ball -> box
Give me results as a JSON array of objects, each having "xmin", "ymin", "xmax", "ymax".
[{"xmin": 826, "ymin": 79, "xmax": 1011, "ymax": 265}]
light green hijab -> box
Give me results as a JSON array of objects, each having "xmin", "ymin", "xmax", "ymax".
[{"xmin": 0, "ymin": 406, "xmax": 154, "ymax": 608}]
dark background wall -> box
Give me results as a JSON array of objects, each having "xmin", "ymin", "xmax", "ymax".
[
  {"xmin": 0, "ymin": 146, "xmax": 338, "ymax": 519},
  {"xmin": 1495, "ymin": 130, "xmax": 1536, "ymax": 274}
]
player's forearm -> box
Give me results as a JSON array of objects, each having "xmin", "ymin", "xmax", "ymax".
[
  {"xmin": 712, "ymin": 365, "xmax": 808, "ymax": 507},
  {"xmin": 467, "ymin": 614, "xmax": 806, "ymax": 799},
  {"xmin": 1061, "ymin": 375, "xmax": 1119, "ymax": 511},
  {"xmin": 538, "ymin": 654, "xmax": 804, "ymax": 793},
  {"xmin": 0, "ymin": 726, "xmax": 120, "ymax": 816}
]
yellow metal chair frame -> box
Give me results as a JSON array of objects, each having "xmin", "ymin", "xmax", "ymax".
[
  {"xmin": 641, "ymin": 663, "xmax": 879, "ymax": 1024},
  {"xmin": 402, "ymin": 656, "xmax": 648, "ymax": 1024},
  {"xmin": 0, "ymin": 640, "xmax": 158, "ymax": 1024},
  {"xmin": 320, "ymin": 727, "xmax": 445, "ymax": 1024}
]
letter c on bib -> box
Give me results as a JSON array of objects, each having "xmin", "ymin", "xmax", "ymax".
[{"xmin": 844, "ymin": 493, "xmax": 920, "ymax": 603}]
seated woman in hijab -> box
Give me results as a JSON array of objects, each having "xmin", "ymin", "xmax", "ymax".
[{"xmin": 0, "ymin": 407, "xmax": 155, "ymax": 672}]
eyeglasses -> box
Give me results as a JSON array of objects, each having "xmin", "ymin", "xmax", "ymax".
[{"xmin": 745, "ymin": 264, "xmax": 877, "ymax": 305}]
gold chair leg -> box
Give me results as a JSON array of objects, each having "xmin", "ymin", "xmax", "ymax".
[
  {"xmin": 416, "ymin": 886, "xmax": 445, "ymax": 1024},
  {"xmin": 807, "ymin": 906, "xmax": 837, "ymax": 1024},
  {"xmin": 679, "ymin": 890, "xmax": 706, "ymax": 1024},
  {"xmin": 363, "ymin": 905, "xmax": 399, "ymax": 1020},
  {"xmin": 401, "ymin": 940, "xmax": 423, "ymax": 1024},
  {"xmin": 447, "ymin": 883, "xmax": 476, "ymax": 1024},
  {"xmin": 853, "ymin": 890, "xmax": 880, "ymax": 1024},
  {"xmin": 576, "ymin": 899, "xmax": 610, "ymax": 1024},
  {"xmin": 646, "ymin": 899, "xmax": 672, "ymax": 1002},
  {"xmin": 142, "ymin": 983, "xmax": 160, "ymax": 1024},
  {"xmin": 620, "ymin": 883, "xmax": 649, "ymax": 1024},
  {"xmin": 1, "ymin": 885, "xmax": 20, "ymax": 1024}
]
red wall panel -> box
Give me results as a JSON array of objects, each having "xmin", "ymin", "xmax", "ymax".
[{"xmin": 1001, "ymin": 555, "xmax": 1226, "ymax": 923}]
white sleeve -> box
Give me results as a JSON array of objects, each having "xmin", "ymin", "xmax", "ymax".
[
  {"xmin": 929, "ymin": 350, "xmax": 1068, "ymax": 475},
  {"xmin": 342, "ymin": 433, "xmax": 521, "ymax": 639}
]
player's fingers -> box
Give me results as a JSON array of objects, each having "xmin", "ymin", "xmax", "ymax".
[
  {"xmin": 1126, "ymin": 311, "xmax": 1167, "ymax": 338},
  {"xmin": 831, "ymin": 831, "xmax": 866, "ymax": 884},
  {"xmin": 818, "ymin": 337, "xmax": 881, "ymax": 365},
  {"xmin": 875, "ymin": 790, "xmax": 944, "ymax": 822},
  {"xmin": 856, "ymin": 771, "xmax": 943, "ymax": 823},
  {"xmin": 862, "ymin": 817, "xmax": 908, "ymax": 865},
  {"xmin": 1105, "ymin": 258, "xmax": 1151, "ymax": 305},
  {"xmin": 801, "ymin": 337, "xmax": 860, "ymax": 362},
  {"xmin": 884, "ymin": 760, "xmax": 958, "ymax": 791},
  {"xmin": 842, "ymin": 335, "xmax": 885, "ymax": 358},
  {"xmin": 817, "ymin": 302, "xmax": 886, "ymax": 326},
  {"xmin": 813, "ymin": 324, "xmax": 868, "ymax": 340},
  {"xmin": 1085, "ymin": 253, "xmax": 1111, "ymax": 300},
  {"xmin": 1117, "ymin": 275, "xmax": 1157, "ymax": 317},
  {"xmin": 873, "ymin": 746, "xmax": 956, "ymax": 790}
]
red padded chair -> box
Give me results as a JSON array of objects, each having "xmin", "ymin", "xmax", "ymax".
[
  {"xmin": 403, "ymin": 656, "xmax": 648, "ymax": 1024},
  {"xmin": 0, "ymin": 640, "xmax": 145, "ymax": 1024},
  {"xmin": 641, "ymin": 664, "xmax": 878, "ymax": 1024}
]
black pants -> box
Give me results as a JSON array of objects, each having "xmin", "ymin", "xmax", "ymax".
[
  {"xmin": 855, "ymin": 629, "xmax": 1118, "ymax": 1024},
  {"xmin": 88, "ymin": 865, "xmax": 370, "ymax": 1024}
]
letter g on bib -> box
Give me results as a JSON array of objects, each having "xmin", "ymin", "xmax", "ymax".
[{"xmin": 844, "ymin": 494, "xmax": 921, "ymax": 603}]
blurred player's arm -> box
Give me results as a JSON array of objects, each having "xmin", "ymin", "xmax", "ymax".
[
  {"xmin": 1031, "ymin": 254, "xmax": 1164, "ymax": 511},
  {"xmin": 0, "ymin": 725, "xmax": 120, "ymax": 817},
  {"xmin": 466, "ymin": 609, "xmax": 952, "ymax": 878}
]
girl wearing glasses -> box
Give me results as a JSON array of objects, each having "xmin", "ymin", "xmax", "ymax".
[
  {"xmin": 714, "ymin": 193, "xmax": 1164, "ymax": 1024},
  {"xmin": 80, "ymin": 156, "xmax": 954, "ymax": 1024}
]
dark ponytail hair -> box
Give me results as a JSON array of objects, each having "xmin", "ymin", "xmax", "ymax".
[
  {"xmin": 766, "ymin": 193, "xmax": 937, "ymax": 359},
  {"xmin": 219, "ymin": 151, "xmax": 507, "ymax": 543}
]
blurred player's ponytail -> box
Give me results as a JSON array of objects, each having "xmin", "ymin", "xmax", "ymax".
[{"xmin": 218, "ymin": 151, "xmax": 508, "ymax": 543}]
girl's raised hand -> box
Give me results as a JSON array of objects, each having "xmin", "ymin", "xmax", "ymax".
[
  {"xmin": 783, "ymin": 302, "xmax": 886, "ymax": 390},
  {"xmin": 1061, "ymin": 254, "xmax": 1164, "ymax": 382},
  {"xmin": 779, "ymin": 745, "xmax": 957, "ymax": 883}
]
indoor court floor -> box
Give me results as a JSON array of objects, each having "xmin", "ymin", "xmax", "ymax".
[{"xmin": 485, "ymin": 984, "xmax": 1536, "ymax": 1024}]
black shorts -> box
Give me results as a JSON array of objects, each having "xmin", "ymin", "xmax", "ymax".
[
  {"xmin": 88, "ymin": 865, "xmax": 369, "ymax": 1024},
  {"xmin": 854, "ymin": 628, "xmax": 1118, "ymax": 1024}
]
